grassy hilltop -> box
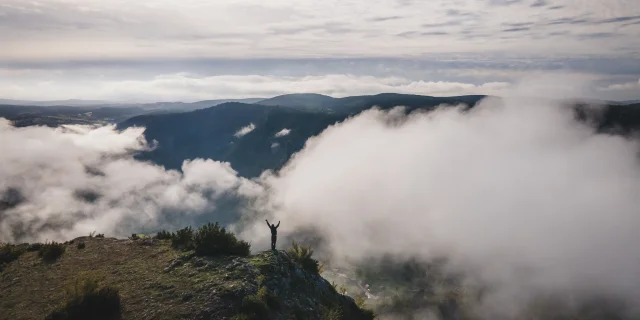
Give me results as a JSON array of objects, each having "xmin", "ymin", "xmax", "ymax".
[{"xmin": 0, "ymin": 224, "xmax": 373, "ymax": 320}]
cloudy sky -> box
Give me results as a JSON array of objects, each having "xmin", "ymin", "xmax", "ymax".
[{"xmin": 1, "ymin": 0, "xmax": 639, "ymax": 101}]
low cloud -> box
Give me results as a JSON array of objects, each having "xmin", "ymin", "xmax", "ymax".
[
  {"xmin": 0, "ymin": 74, "xmax": 512, "ymax": 101},
  {"xmin": 234, "ymin": 123, "xmax": 256, "ymax": 137},
  {"xmin": 275, "ymin": 128, "xmax": 291, "ymax": 137},
  {"xmin": 239, "ymin": 78, "xmax": 640, "ymax": 317},
  {"xmin": 0, "ymin": 120, "xmax": 260, "ymax": 243},
  {"xmin": 599, "ymin": 79, "xmax": 640, "ymax": 91}
]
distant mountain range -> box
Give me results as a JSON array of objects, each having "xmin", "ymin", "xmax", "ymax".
[
  {"xmin": 3, "ymin": 93, "xmax": 640, "ymax": 178},
  {"xmin": 0, "ymin": 99, "xmax": 112, "ymax": 107},
  {"xmin": 119, "ymin": 94, "xmax": 488, "ymax": 177},
  {"xmin": 0, "ymin": 93, "xmax": 484, "ymax": 114},
  {"xmin": 0, "ymin": 98, "xmax": 264, "ymax": 127},
  {"xmin": 118, "ymin": 94, "xmax": 640, "ymax": 178},
  {"xmin": 256, "ymin": 93, "xmax": 486, "ymax": 114},
  {"xmin": 0, "ymin": 105, "xmax": 147, "ymax": 127},
  {"xmin": 0, "ymin": 98, "xmax": 265, "ymax": 110}
]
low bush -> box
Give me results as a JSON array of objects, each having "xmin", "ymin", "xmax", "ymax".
[
  {"xmin": 154, "ymin": 230, "xmax": 173, "ymax": 240},
  {"xmin": 77, "ymin": 242, "xmax": 86, "ymax": 250},
  {"xmin": 239, "ymin": 294, "xmax": 269, "ymax": 320},
  {"xmin": 286, "ymin": 241, "xmax": 321, "ymax": 275},
  {"xmin": 193, "ymin": 222, "xmax": 250, "ymax": 257},
  {"xmin": 321, "ymin": 306, "xmax": 343, "ymax": 320},
  {"xmin": 0, "ymin": 244, "xmax": 25, "ymax": 265},
  {"xmin": 38, "ymin": 241, "xmax": 65, "ymax": 263},
  {"xmin": 46, "ymin": 276, "xmax": 122, "ymax": 320},
  {"xmin": 354, "ymin": 295, "xmax": 366, "ymax": 309},
  {"xmin": 360, "ymin": 308, "xmax": 375, "ymax": 320},
  {"xmin": 257, "ymin": 286, "xmax": 280, "ymax": 310},
  {"xmin": 171, "ymin": 226, "xmax": 194, "ymax": 250},
  {"xmin": 27, "ymin": 243, "xmax": 43, "ymax": 252}
]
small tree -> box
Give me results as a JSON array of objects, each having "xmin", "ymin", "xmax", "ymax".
[
  {"xmin": 171, "ymin": 226, "xmax": 194, "ymax": 250},
  {"xmin": 193, "ymin": 222, "xmax": 250, "ymax": 257},
  {"xmin": 286, "ymin": 241, "xmax": 321, "ymax": 275},
  {"xmin": 46, "ymin": 276, "xmax": 121, "ymax": 320},
  {"xmin": 39, "ymin": 242, "xmax": 65, "ymax": 263},
  {"xmin": 0, "ymin": 244, "xmax": 25, "ymax": 265},
  {"xmin": 154, "ymin": 230, "xmax": 173, "ymax": 240}
]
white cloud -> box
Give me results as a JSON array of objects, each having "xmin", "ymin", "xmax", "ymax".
[
  {"xmin": 234, "ymin": 123, "xmax": 256, "ymax": 137},
  {"xmin": 599, "ymin": 79, "xmax": 640, "ymax": 91},
  {"xmin": 239, "ymin": 80, "xmax": 640, "ymax": 317},
  {"xmin": 0, "ymin": 119, "xmax": 260, "ymax": 243},
  {"xmin": 275, "ymin": 128, "xmax": 291, "ymax": 137},
  {"xmin": 0, "ymin": 0, "xmax": 638, "ymax": 102},
  {"xmin": 0, "ymin": 74, "xmax": 511, "ymax": 101},
  {"xmin": 0, "ymin": 0, "xmax": 638, "ymax": 61}
]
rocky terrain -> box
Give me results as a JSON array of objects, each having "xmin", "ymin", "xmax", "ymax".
[{"xmin": 0, "ymin": 236, "xmax": 372, "ymax": 320}]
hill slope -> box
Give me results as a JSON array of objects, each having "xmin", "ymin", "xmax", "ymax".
[
  {"xmin": 119, "ymin": 102, "xmax": 346, "ymax": 177},
  {"xmin": 257, "ymin": 94, "xmax": 336, "ymax": 112},
  {"xmin": 0, "ymin": 237, "xmax": 371, "ymax": 320},
  {"xmin": 0, "ymin": 104, "xmax": 147, "ymax": 127},
  {"xmin": 118, "ymin": 96, "xmax": 484, "ymax": 177}
]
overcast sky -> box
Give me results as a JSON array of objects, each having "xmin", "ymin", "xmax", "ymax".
[{"xmin": 1, "ymin": 0, "xmax": 639, "ymax": 101}]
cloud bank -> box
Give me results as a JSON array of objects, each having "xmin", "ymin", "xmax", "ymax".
[
  {"xmin": 1, "ymin": 0, "xmax": 638, "ymax": 60},
  {"xmin": 0, "ymin": 73, "xmax": 510, "ymax": 101},
  {"xmin": 238, "ymin": 81, "xmax": 640, "ymax": 317},
  {"xmin": 0, "ymin": 120, "xmax": 260, "ymax": 243}
]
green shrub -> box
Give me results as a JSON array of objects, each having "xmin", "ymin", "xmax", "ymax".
[
  {"xmin": 354, "ymin": 295, "xmax": 366, "ymax": 309},
  {"xmin": 257, "ymin": 286, "xmax": 280, "ymax": 310},
  {"xmin": 38, "ymin": 241, "xmax": 65, "ymax": 263},
  {"xmin": 46, "ymin": 276, "xmax": 122, "ymax": 320},
  {"xmin": 293, "ymin": 305, "xmax": 307, "ymax": 320},
  {"xmin": 233, "ymin": 286, "xmax": 279, "ymax": 320},
  {"xmin": 154, "ymin": 230, "xmax": 173, "ymax": 240},
  {"xmin": 77, "ymin": 242, "xmax": 86, "ymax": 250},
  {"xmin": 27, "ymin": 243, "xmax": 43, "ymax": 252},
  {"xmin": 286, "ymin": 241, "xmax": 321, "ymax": 275},
  {"xmin": 0, "ymin": 244, "xmax": 25, "ymax": 265},
  {"xmin": 171, "ymin": 226, "xmax": 194, "ymax": 250},
  {"xmin": 240, "ymin": 294, "xmax": 269, "ymax": 319},
  {"xmin": 360, "ymin": 308, "xmax": 375, "ymax": 320},
  {"xmin": 193, "ymin": 222, "xmax": 250, "ymax": 257},
  {"xmin": 322, "ymin": 306, "xmax": 343, "ymax": 320},
  {"xmin": 89, "ymin": 232, "xmax": 104, "ymax": 238}
]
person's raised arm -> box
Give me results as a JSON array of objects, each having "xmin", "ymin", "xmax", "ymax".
[
  {"xmin": 265, "ymin": 219, "xmax": 270, "ymax": 227},
  {"xmin": 275, "ymin": 221, "xmax": 280, "ymax": 228}
]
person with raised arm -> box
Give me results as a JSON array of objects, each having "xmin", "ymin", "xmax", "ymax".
[{"xmin": 265, "ymin": 219, "xmax": 280, "ymax": 250}]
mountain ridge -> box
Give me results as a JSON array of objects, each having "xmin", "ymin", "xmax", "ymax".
[{"xmin": 254, "ymin": 93, "xmax": 487, "ymax": 113}]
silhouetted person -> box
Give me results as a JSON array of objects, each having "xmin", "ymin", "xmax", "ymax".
[{"xmin": 265, "ymin": 219, "xmax": 280, "ymax": 250}]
